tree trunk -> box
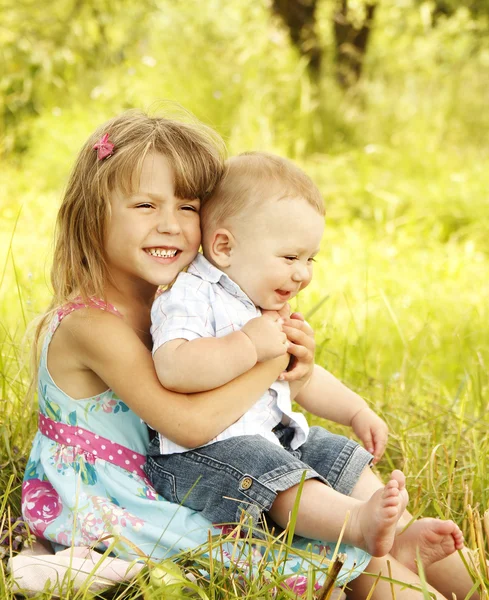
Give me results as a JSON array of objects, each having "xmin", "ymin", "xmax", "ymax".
[
  {"xmin": 333, "ymin": 0, "xmax": 377, "ymax": 87},
  {"xmin": 272, "ymin": 0, "xmax": 321, "ymax": 79}
]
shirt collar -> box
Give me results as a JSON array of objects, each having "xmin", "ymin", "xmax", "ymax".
[{"xmin": 188, "ymin": 253, "xmax": 257, "ymax": 310}]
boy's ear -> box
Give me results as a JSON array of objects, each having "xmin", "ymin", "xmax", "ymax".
[{"xmin": 207, "ymin": 228, "xmax": 235, "ymax": 268}]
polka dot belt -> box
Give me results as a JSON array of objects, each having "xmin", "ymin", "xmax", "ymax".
[{"xmin": 38, "ymin": 413, "xmax": 147, "ymax": 479}]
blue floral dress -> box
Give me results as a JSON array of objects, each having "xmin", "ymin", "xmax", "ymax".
[{"xmin": 22, "ymin": 300, "xmax": 370, "ymax": 590}]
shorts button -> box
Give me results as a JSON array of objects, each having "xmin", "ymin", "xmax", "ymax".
[{"xmin": 240, "ymin": 476, "xmax": 253, "ymax": 490}]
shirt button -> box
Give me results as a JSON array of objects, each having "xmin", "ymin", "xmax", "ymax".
[{"xmin": 240, "ymin": 476, "xmax": 253, "ymax": 490}]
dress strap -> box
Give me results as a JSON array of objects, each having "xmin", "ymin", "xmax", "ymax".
[
  {"xmin": 41, "ymin": 297, "xmax": 124, "ymax": 371},
  {"xmin": 56, "ymin": 297, "xmax": 123, "ymax": 323}
]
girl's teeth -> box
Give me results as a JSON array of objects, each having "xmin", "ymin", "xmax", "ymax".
[{"xmin": 147, "ymin": 248, "xmax": 178, "ymax": 258}]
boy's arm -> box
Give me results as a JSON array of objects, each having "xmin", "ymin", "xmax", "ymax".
[
  {"xmin": 154, "ymin": 315, "xmax": 289, "ymax": 393},
  {"xmin": 294, "ymin": 365, "xmax": 368, "ymax": 423},
  {"xmin": 295, "ymin": 364, "xmax": 389, "ymax": 463}
]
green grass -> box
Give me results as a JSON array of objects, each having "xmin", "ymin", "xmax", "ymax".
[
  {"xmin": 2, "ymin": 1, "xmax": 489, "ymax": 596},
  {"xmin": 1, "ymin": 148, "xmax": 488, "ymax": 596},
  {"xmin": 2, "ymin": 135, "xmax": 489, "ymax": 598}
]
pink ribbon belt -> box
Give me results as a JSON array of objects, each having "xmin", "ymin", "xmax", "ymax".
[{"xmin": 38, "ymin": 413, "xmax": 147, "ymax": 479}]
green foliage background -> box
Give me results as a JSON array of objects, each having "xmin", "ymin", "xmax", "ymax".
[{"xmin": 1, "ymin": 0, "xmax": 489, "ymax": 594}]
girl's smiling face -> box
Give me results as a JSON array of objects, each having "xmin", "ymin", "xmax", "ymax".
[{"xmin": 105, "ymin": 152, "xmax": 202, "ymax": 293}]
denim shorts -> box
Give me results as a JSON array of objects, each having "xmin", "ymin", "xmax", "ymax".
[{"xmin": 145, "ymin": 425, "xmax": 373, "ymax": 529}]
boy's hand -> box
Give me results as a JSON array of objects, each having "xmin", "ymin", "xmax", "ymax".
[
  {"xmin": 241, "ymin": 314, "xmax": 288, "ymax": 362},
  {"xmin": 350, "ymin": 406, "xmax": 389, "ymax": 464},
  {"xmin": 279, "ymin": 312, "xmax": 315, "ymax": 384}
]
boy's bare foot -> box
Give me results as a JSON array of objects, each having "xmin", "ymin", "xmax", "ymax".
[
  {"xmin": 391, "ymin": 518, "xmax": 464, "ymax": 572},
  {"xmin": 349, "ymin": 470, "xmax": 407, "ymax": 557}
]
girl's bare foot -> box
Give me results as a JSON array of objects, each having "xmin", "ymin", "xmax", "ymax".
[
  {"xmin": 391, "ymin": 518, "xmax": 464, "ymax": 572},
  {"xmin": 349, "ymin": 470, "xmax": 407, "ymax": 557}
]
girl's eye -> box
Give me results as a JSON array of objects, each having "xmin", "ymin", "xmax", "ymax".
[
  {"xmin": 284, "ymin": 256, "xmax": 298, "ymax": 261},
  {"xmin": 181, "ymin": 205, "xmax": 199, "ymax": 212},
  {"xmin": 308, "ymin": 257, "xmax": 317, "ymax": 263},
  {"xmin": 136, "ymin": 203, "xmax": 153, "ymax": 209}
]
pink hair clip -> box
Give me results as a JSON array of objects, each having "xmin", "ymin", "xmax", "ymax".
[{"xmin": 93, "ymin": 133, "xmax": 115, "ymax": 160}]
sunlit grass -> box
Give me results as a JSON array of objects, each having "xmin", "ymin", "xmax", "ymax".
[
  {"xmin": 1, "ymin": 177, "xmax": 488, "ymax": 596},
  {"xmin": 1, "ymin": 1, "xmax": 489, "ymax": 594},
  {"xmin": 2, "ymin": 124, "xmax": 489, "ymax": 596}
]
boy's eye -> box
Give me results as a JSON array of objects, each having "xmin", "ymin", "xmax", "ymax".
[
  {"xmin": 136, "ymin": 203, "xmax": 153, "ymax": 209},
  {"xmin": 181, "ymin": 205, "xmax": 199, "ymax": 212},
  {"xmin": 284, "ymin": 256, "xmax": 298, "ymax": 261},
  {"xmin": 308, "ymin": 257, "xmax": 317, "ymax": 263}
]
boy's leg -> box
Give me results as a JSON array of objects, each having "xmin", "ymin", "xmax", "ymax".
[
  {"xmin": 269, "ymin": 425, "xmax": 406, "ymax": 555},
  {"xmin": 285, "ymin": 425, "xmax": 374, "ymax": 497},
  {"xmin": 351, "ymin": 466, "xmax": 479, "ymax": 599},
  {"xmin": 146, "ymin": 433, "xmax": 331, "ymax": 530},
  {"xmin": 146, "ymin": 433, "xmax": 407, "ymax": 556},
  {"xmin": 269, "ymin": 470, "xmax": 408, "ymax": 557},
  {"xmin": 285, "ymin": 426, "xmax": 476, "ymax": 597}
]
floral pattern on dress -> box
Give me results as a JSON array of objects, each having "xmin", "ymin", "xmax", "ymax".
[
  {"xmin": 47, "ymin": 443, "xmax": 98, "ymax": 485},
  {"xmin": 283, "ymin": 574, "xmax": 322, "ymax": 594},
  {"xmin": 88, "ymin": 396, "xmax": 130, "ymax": 414},
  {"xmin": 22, "ymin": 480, "xmax": 63, "ymax": 536},
  {"xmin": 74, "ymin": 454, "xmax": 98, "ymax": 486},
  {"xmin": 45, "ymin": 398, "xmax": 62, "ymax": 422},
  {"xmin": 24, "ymin": 458, "xmax": 40, "ymax": 481},
  {"xmin": 90, "ymin": 497, "xmax": 145, "ymax": 537},
  {"xmin": 137, "ymin": 485, "xmax": 159, "ymax": 501},
  {"xmin": 50, "ymin": 445, "xmax": 75, "ymax": 476},
  {"xmin": 313, "ymin": 543, "xmax": 333, "ymax": 556},
  {"xmin": 53, "ymin": 523, "xmax": 72, "ymax": 547}
]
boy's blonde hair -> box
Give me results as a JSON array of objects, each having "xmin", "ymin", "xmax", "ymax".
[
  {"xmin": 31, "ymin": 109, "xmax": 225, "ymax": 383},
  {"xmin": 201, "ymin": 151, "xmax": 325, "ymax": 234}
]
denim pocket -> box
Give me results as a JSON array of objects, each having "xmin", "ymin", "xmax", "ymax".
[{"xmin": 145, "ymin": 458, "xmax": 179, "ymax": 503}]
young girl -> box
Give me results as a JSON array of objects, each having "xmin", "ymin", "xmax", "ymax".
[
  {"xmin": 22, "ymin": 111, "xmax": 477, "ymax": 599},
  {"xmin": 22, "ymin": 110, "xmax": 369, "ymax": 590}
]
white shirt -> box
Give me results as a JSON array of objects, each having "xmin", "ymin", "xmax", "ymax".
[{"xmin": 151, "ymin": 253, "xmax": 309, "ymax": 455}]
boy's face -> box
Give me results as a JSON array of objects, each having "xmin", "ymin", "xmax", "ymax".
[{"xmin": 223, "ymin": 197, "xmax": 324, "ymax": 310}]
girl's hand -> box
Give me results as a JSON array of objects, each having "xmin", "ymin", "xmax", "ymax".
[
  {"xmin": 279, "ymin": 312, "xmax": 315, "ymax": 384},
  {"xmin": 350, "ymin": 406, "xmax": 389, "ymax": 464}
]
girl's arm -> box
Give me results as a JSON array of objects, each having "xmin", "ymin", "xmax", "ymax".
[
  {"xmin": 154, "ymin": 314, "xmax": 288, "ymax": 392},
  {"xmin": 69, "ymin": 309, "xmax": 289, "ymax": 448}
]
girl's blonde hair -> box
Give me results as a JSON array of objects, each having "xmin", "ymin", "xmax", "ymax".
[{"xmin": 31, "ymin": 109, "xmax": 226, "ymax": 389}]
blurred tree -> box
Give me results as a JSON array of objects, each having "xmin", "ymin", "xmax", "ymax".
[
  {"xmin": 0, "ymin": 0, "xmax": 154, "ymax": 155},
  {"xmin": 271, "ymin": 0, "xmax": 378, "ymax": 87},
  {"xmin": 271, "ymin": 0, "xmax": 322, "ymax": 78},
  {"xmin": 332, "ymin": 0, "xmax": 377, "ymax": 87},
  {"xmin": 270, "ymin": 0, "xmax": 489, "ymax": 88},
  {"xmin": 430, "ymin": 0, "xmax": 489, "ymax": 20}
]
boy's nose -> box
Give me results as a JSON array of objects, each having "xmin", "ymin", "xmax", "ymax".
[{"xmin": 291, "ymin": 264, "xmax": 309, "ymax": 282}]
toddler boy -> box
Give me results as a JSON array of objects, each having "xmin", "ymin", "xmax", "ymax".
[{"xmin": 145, "ymin": 153, "xmax": 402, "ymax": 557}]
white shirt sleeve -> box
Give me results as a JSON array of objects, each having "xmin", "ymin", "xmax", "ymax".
[{"xmin": 150, "ymin": 275, "xmax": 216, "ymax": 354}]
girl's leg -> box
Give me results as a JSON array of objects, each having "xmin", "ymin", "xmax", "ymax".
[
  {"xmin": 347, "ymin": 555, "xmax": 448, "ymax": 600},
  {"xmin": 269, "ymin": 470, "xmax": 408, "ymax": 557},
  {"xmin": 351, "ymin": 467, "xmax": 479, "ymax": 599}
]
